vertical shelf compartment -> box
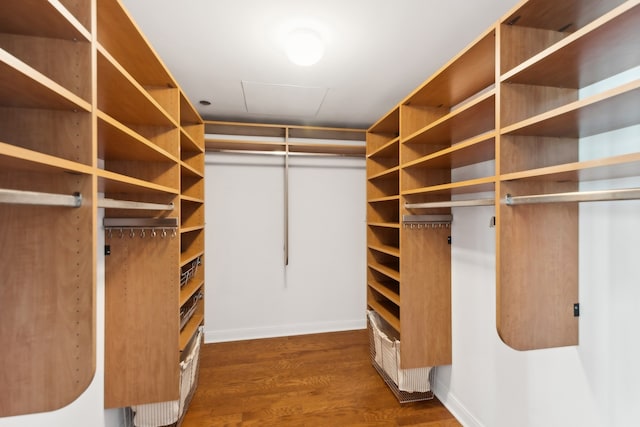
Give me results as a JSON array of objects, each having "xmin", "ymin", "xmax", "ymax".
[{"xmin": 367, "ymin": 107, "xmax": 401, "ymax": 337}]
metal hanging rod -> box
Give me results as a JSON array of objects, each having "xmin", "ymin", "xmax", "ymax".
[
  {"xmin": 0, "ymin": 188, "xmax": 82, "ymax": 207},
  {"xmin": 405, "ymin": 198, "xmax": 494, "ymax": 209},
  {"xmin": 98, "ymin": 198, "xmax": 174, "ymax": 211},
  {"xmin": 504, "ymin": 188, "xmax": 640, "ymax": 206}
]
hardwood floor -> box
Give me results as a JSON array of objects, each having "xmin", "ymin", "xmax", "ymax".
[{"xmin": 181, "ymin": 329, "xmax": 460, "ymax": 426}]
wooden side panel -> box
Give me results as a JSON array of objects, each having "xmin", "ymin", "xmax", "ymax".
[
  {"xmin": 104, "ymin": 231, "xmax": 180, "ymax": 407},
  {"xmin": 400, "ymin": 226, "xmax": 451, "ymax": 368},
  {"xmin": 497, "ymin": 180, "xmax": 579, "ymax": 350},
  {"xmin": 0, "ymin": 171, "xmax": 95, "ymax": 416}
]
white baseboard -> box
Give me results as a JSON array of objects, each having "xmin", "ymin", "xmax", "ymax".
[
  {"xmin": 432, "ymin": 369, "xmax": 485, "ymax": 427},
  {"xmin": 204, "ymin": 319, "xmax": 366, "ymax": 343}
]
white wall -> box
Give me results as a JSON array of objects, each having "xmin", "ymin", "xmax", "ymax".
[
  {"xmin": 433, "ymin": 69, "xmax": 640, "ymax": 426},
  {"xmin": 204, "ymin": 148, "xmax": 366, "ymax": 342},
  {"xmin": 0, "ymin": 207, "xmax": 123, "ymax": 427}
]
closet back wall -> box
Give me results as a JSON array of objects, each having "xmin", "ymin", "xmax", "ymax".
[{"xmin": 204, "ymin": 148, "xmax": 366, "ymax": 342}]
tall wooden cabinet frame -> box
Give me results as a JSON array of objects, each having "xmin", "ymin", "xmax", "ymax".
[
  {"xmin": 0, "ymin": 0, "xmax": 204, "ymax": 417},
  {"xmin": 0, "ymin": 0, "xmax": 96, "ymax": 417},
  {"xmin": 367, "ymin": 0, "xmax": 640, "ymax": 355},
  {"xmin": 97, "ymin": 0, "xmax": 205, "ymax": 408},
  {"xmin": 496, "ymin": 0, "xmax": 640, "ymax": 350}
]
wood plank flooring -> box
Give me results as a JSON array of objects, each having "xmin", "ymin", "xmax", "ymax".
[{"xmin": 181, "ymin": 329, "xmax": 460, "ymax": 426}]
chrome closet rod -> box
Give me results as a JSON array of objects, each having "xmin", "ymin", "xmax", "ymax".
[
  {"xmin": 98, "ymin": 198, "xmax": 174, "ymax": 211},
  {"xmin": 504, "ymin": 188, "xmax": 640, "ymax": 205},
  {"xmin": 284, "ymin": 129, "xmax": 289, "ymax": 267},
  {"xmin": 0, "ymin": 188, "xmax": 82, "ymax": 207},
  {"xmin": 405, "ymin": 198, "xmax": 494, "ymax": 209}
]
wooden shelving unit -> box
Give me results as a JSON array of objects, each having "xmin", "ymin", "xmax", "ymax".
[
  {"xmin": 366, "ymin": 106, "xmax": 402, "ymax": 355},
  {"xmin": 1, "ymin": 0, "xmax": 205, "ymax": 416},
  {"xmin": 0, "ymin": 1, "xmax": 95, "ymax": 417},
  {"xmin": 204, "ymin": 120, "xmax": 366, "ymax": 156},
  {"xmin": 367, "ymin": 0, "xmax": 640, "ymax": 356},
  {"xmin": 96, "ymin": 0, "xmax": 205, "ymax": 409},
  {"xmin": 496, "ymin": 0, "xmax": 640, "ymax": 351}
]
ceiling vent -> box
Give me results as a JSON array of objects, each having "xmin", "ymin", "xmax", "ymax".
[{"xmin": 241, "ymin": 80, "xmax": 328, "ymax": 117}]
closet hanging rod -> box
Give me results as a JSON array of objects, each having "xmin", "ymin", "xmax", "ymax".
[
  {"xmin": 504, "ymin": 188, "xmax": 640, "ymax": 206},
  {"xmin": 98, "ymin": 198, "xmax": 174, "ymax": 211},
  {"xmin": 405, "ymin": 198, "xmax": 494, "ymax": 209},
  {"xmin": 0, "ymin": 188, "xmax": 82, "ymax": 207}
]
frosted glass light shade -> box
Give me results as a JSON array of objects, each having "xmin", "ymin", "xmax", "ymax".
[{"xmin": 285, "ymin": 29, "xmax": 324, "ymax": 66}]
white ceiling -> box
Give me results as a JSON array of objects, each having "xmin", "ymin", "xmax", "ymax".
[{"xmin": 121, "ymin": 0, "xmax": 517, "ymax": 129}]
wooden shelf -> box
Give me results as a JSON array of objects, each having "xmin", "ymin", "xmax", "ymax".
[
  {"xmin": 368, "ymin": 280, "xmax": 400, "ymax": 307},
  {"xmin": 206, "ymin": 138, "xmax": 285, "ymax": 152},
  {"xmin": 403, "ymin": 28, "xmax": 496, "ymax": 109},
  {"xmin": 367, "ymin": 137, "xmax": 399, "ymax": 159},
  {"xmin": 501, "ymin": 0, "xmax": 627, "ymax": 34},
  {"xmin": 97, "ymin": 46, "xmax": 177, "ymax": 127},
  {"xmin": 367, "ymin": 222, "xmax": 401, "ymax": 229},
  {"xmin": 97, "ymin": 169, "xmax": 179, "ymax": 195},
  {"xmin": 502, "ymin": 2, "xmax": 640, "ymax": 88},
  {"xmin": 368, "ymin": 166, "xmax": 400, "ymax": 181},
  {"xmin": 369, "ymin": 107, "xmax": 400, "ymax": 135},
  {"xmin": 0, "ymin": 50, "xmax": 91, "ymax": 111},
  {"xmin": 500, "ymin": 153, "xmax": 640, "ymax": 183},
  {"xmin": 205, "ymin": 139, "xmax": 365, "ymax": 156},
  {"xmin": 205, "ymin": 120, "xmax": 366, "ymax": 142},
  {"xmin": 368, "ymin": 195, "xmax": 400, "ymax": 203},
  {"xmin": 502, "ymin": 79, "xmax": 640, "ymax": 138},
  {"xmin": 367, "ymin": 298, "xmax": 400, "ymax": 334},
  {"xmin": 403, "ymin": 89, "xmax": 496, "ymax": 145},
  {"xmin": 181, "ymin": 128, "xmax": 205, "ymax": 153},
  {"xmin": 181, "ymin": 225, "xmax": 205, "ymax": 234},
  {"xmin": 368, "ymin": 243, "xmax": 400, "ymax": 258},
  {"xmin": 180, "ymin": 280, "xmax": 204, "ymax": 307},
  {"xmin": 403, "ymin": 132, "xmax": 496, "ymax": 170},
  {"xmin": 402, "ymin": 177, "xmax": 496, "ymax": 197},
  {"xmin": 179, "ymin": 311, "xmax": 204, "ymax": 352},
  {"xmin": 96, "ymin": 0, "xmax": 176, "ymax": 89},
  {"xmin": 180, "ymin": 161, "xmax": 204, "ymax": 179},
  {"xmin": 367, "ymin": 261, "xmax": 400, "ymax": 282},
  {"xmin": 0, "ymin": 142, "xmax": 93, "ymax": 176},
  {"xmin": 288, "ymin": 142, "xmax": 365, "ymax": 156},
  {"xmin": 181, "ymin": 247, "xmax": 205, "ymax": 267},
  {"xmin": 98, "ymin": 111, "xmax": 177, "ymax": 163},
  {"xmin": 0, "ymin": 0, "xmax": 90, "ymax": 41},
  {"xmin": 181, "ymin": 194, "xmax": 205, "ymax": 204}
]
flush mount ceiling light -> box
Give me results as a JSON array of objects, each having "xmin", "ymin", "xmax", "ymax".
[{"xmin": 285, "ymin": 28, "xmax": 325, "ymax": 66}]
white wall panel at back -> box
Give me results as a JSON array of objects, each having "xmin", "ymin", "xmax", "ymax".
[{"xmin": 204, "ymin": 152, "xmax": 366, "ymax": 342}]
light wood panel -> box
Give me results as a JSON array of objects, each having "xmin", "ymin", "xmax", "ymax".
[
  {"xmin": 498, "ymin": 180, "xmax": 579, "ymax": 350},
  {"xmin": 105, "ymin": 233, "xmax": 180, "ymax": 407},
  {"xmin": 0, "ymin": 170, "xmax": 95, "ymax": 416},
  {"xmin": 0, "ymin": 1, "xmax": 96, "ymax": 417},
  {"xmin": 400, "ymin": 226, "xmax": 452, "ymax": 368}
]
